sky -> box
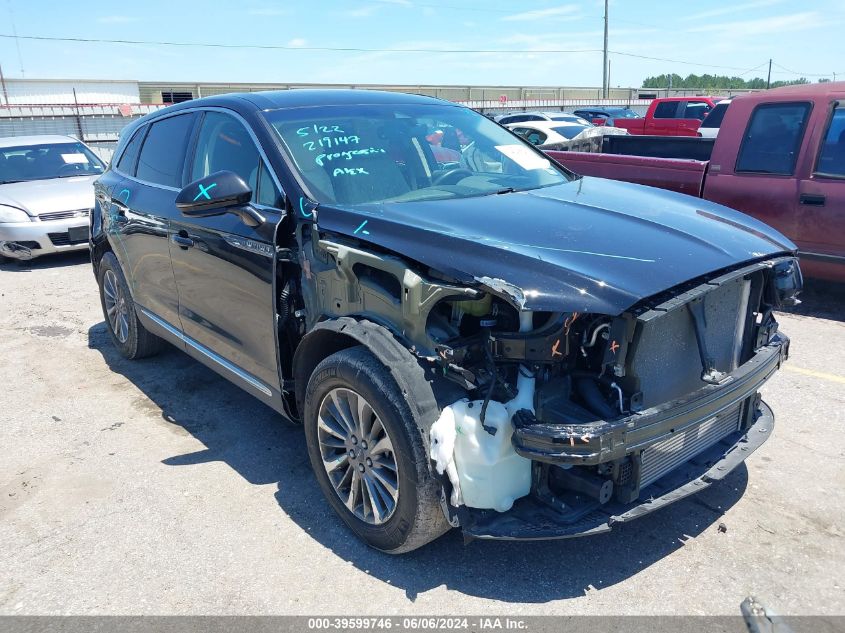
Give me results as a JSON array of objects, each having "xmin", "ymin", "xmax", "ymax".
[{"xmin": 0, "ymin": 0, "xmax": 841, "ymax": 88}]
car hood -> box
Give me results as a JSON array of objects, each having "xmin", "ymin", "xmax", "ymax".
[
  {"xmin": 0, "ymin": 176, "xmax": 98, "ymax": 216},
  {"xmin": 314, "ymin": 176, "xmax": 796, "ymax": 315}
]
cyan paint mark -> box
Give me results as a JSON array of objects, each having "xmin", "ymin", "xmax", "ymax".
[
  {"xmin": 353, "ymin": 220, "xmax": 370, "ymax": 235},
  {"xmin": 193, "ymin": 182, "xmax": 217, "ymax": 201},
  {"xmin": 117, "ymin": 188, "xmax": 130, "ymax": 204},
  {"xmin": 299, "ymin": 197, "xmax": 313, "ymax": 218}
]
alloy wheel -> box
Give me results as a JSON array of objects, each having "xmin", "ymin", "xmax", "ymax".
[
  {"xmin": 317, "ymin": 387, "xmax": 400, "ymax": 525},
  {"xmin": 103, "ymin": 269, "xmax": 129, "ymax": 344}
]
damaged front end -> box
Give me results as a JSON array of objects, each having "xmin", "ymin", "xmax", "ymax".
[{"xmin": 426, "ymin": 256, "xmax": 800, "ymax": 540}]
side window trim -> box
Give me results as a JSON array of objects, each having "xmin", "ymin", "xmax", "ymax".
[
  {"xmin": 813, "ymin": 100, "xmax": 845, "ymax": 179},
  {"xmin": 187, "ymin": 108, "xmax": 283, "ymax": 208},
  {"xmin": 132, "ymin": 110, "xmax": 199, "ymax": 190},
  {"xmin": 114, "ymin": 124, "xmax": 148, "ymax": 177},
  {"xmin": 734, "ymin": 101, "xmax": 813, "ymax": 176}
]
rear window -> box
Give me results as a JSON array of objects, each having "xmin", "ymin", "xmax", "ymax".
[
  {"xmin": 136, "ymin": 113, "xmax": 195, "ymax": 188},
  {"xmin": 551, "ymin": 125, "xmax": 588, "ymax": 139},
  {"xmin": 115, "ymin": 125, "xmax": 146, "ymax": 175},
  {"xmin": 610, "ymin": 109, "xmax": 640, "ymax": 119},
  {"xmin": 683, "ymin": 101, "xmax": 712, "ymax": 120},
  {"xmin": 700, "ymin": 102, "xmax": 730, "ymax": 129},
  {"xmin": 736, "ymin": 102, "xmax": 811, "ymax": 175}
]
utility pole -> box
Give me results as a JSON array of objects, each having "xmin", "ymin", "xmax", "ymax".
[
  {"xmin": 0, "ymin": 63, "xmax": 8, "ymax": 106},
  {"xmin": 602, "ymin": 0, "xmax": 609, "ymax": 99},
  {"xmin": 766, "ymin": 59, "xmax": 772, "ymax": 89}
]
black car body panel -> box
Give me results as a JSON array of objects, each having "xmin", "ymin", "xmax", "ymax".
[
  {"xmin": 89, "ymin": 89, "xmax": 799, "ymax": 545},
  {"xmin": 314, "ymin": 176, "xmax": 795, "ymax": 314}
]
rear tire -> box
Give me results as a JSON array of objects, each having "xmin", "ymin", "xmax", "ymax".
[
  {"xmin": 97, "ymin": 251, "xmax": 162, "ymax": 359},
  {"xmin": 303, "ymin": 346, "xmax": 450, "ymax": 553}
]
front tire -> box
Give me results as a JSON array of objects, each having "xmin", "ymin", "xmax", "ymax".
[
  {"xmin": 303, "ymin": 346, "xmax": 450, "ymax": 553},
  {"xmin": 97, "ymin": 251, "xmax": 162, "ymax": 359}
]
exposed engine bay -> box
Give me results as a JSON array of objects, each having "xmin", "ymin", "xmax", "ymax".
[{"xmin": 289, "ymin": 225, "xmax": 801, "ymax": 539}]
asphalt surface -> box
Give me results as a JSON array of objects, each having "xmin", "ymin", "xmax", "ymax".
[{"xmin": 1, "ymin": 251, "xmax": 843, "ymax": 615}]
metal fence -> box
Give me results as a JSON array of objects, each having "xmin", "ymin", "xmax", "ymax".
[{"xmin": 0, "ymin": 103, "xmax": 166, "ymax": 162}]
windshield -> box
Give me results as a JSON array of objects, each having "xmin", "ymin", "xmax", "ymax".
[
  {"xmin": 264, "ymin": 103, "xmax": 571, "ymax": 205},
  {"xmin": 0, "ymin": 141, "xmax": 105, "ymax": 184},
  {"xmin": 550, "ymin": 125, "xmax": 589, "ymax": 139},
  {"xmin": 612, "ymin": 109, "xmax": 640, "ymax": 119}
]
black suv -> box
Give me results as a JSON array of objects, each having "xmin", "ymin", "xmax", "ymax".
[{"xmin": 91, "ymin": 90, "xmax": 800, "ymax": 553}]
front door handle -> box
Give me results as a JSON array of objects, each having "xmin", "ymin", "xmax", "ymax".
[
  {"xmin": 172, "ymin": 232, "xmax": 194, "ymax": 249},
  {"xmin": 799, "ymin": 193, "xmax": 826, "ymax": 206}
]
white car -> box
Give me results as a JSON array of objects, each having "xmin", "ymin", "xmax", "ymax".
[
  {"xmin": 0, "ymin": 135, "xmax": 105, "ymax": 261},
  {"xmin": 506, "ymin": 120, "xmax": 626, "ymax": 147},
  {"xmin": 697, "ymin": 98, "xmax": 733, "ymax": 138},
  {"xmin": 496, "ymin": 111, "xmax": 593, "ymax": 127}
]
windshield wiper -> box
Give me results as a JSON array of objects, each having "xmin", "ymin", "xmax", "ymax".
[{"xmin": 495, "ymin": 187, "xmax": 516, "ymax": 195}]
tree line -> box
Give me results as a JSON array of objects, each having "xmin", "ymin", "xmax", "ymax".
[{"xmin": 640, "ymin": 73, "xmax": 830, "ymax": 90}]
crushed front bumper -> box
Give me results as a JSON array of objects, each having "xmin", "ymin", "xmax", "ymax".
[
  {"xmin": 512, "ymin": 333, "xmax": 788, "ymax": 466},
  {"xmin": 0, "ymin": 217, "xmax": 90, "ymax": 260},
  {"xmin": 455, "ymin": 333, "xmax": 788, "ymax": 541},
  {"xmin": 461, "ymin": 399, "xmax": 774, "ymax": 540}
]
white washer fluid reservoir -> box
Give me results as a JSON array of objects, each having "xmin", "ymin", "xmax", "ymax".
[{"xmin": 445, "ymin": 398, "xmax": 531, "ymax": 512}]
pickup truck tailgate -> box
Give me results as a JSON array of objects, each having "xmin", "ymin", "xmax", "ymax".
[{"xmin": 546, "ymin": 150, "xmax": 708, "ymax": 197}]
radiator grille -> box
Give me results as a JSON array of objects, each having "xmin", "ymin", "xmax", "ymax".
[
  {"xmin": 47, "ymin": 231, "xmax": 87, "ymax": 246},
  {"xmin": 640, "ymin": 403, "xmax": 742, "ymax": 489},
  {"xmin": 39, "ymin": 209, "xmax": 90, "ymax": 221}
]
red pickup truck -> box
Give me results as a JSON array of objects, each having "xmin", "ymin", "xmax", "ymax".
[
  {"xmin": 605, "ymin": 97, "xmax": 719, "ymax": 136},
  {"xmin": 550, "ymin": 82, "xmax": 845, "ymax": 281}
]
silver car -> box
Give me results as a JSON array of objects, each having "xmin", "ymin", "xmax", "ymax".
[{"xmin": 0, "ymin": 134, "xmax": 105, "ymax": 260}]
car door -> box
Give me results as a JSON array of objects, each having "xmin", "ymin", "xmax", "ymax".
[
  {"xmin": 705, "ymin": 101, "xmax": 812, "ymax": 245},
  {"xmin": 169, "ymin": 109, "xmax": 285, "ymax": 395},
  {"xmin": 111, "ymin": 112, "xmax": 197, "ymax": 330},
  {"xmin": 796, "ymin": 100, "xmax": 845, "ymax": 262},
  {"xmin": 676, "ymin": 100, "xmax": 713, "ymax": 136},
  {"xmin": 646, "ymin": 100, "xmax": 682, "ymax": 135}
]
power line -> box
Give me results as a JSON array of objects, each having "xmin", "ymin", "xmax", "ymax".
[
  {"xmin": 770, "ymin": 61, "xmax": 839, "ymax": 78},
  {"xmin": 3, "ymin": 32, "xmax": 836, "ymax": 79},
  {"xmin": 606, "ymin": 50, "xmax": 768, "ymax": 73},
  {"xmin": 0, "ymin": 32, "xmax": 783, "ymax": 76},
  {"xmin": 0, "ymin": 33, "xmax": 601, "ymax": 54}
]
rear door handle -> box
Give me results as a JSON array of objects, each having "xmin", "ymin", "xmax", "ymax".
[
  {"xmin": 799, "ymin": 193, "xmax": 826, "ymax": 206},
  {"xmin": 172, "ymin": 232, "xmax": 194, "ymax": 249}
]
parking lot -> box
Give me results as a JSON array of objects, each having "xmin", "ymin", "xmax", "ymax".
[{"xmin": 0, "ymin": 251, "xmax": 841, "ymax": 615}]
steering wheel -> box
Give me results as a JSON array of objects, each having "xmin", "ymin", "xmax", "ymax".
[
  {"xmin": 432, "ymin": 168, "xmax": 473, "ymax": 186},
  {"xmin": 57, "ymin": 164, "xmax": 81, "ymax": 176}
]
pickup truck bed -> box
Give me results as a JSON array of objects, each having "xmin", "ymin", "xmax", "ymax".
[
  {"xmin": 549, "ymin": 151, "xmax": 708, "ymax": 197},
  {"xmin": 548, "ymin": 82, "xmax": 845, "ymax": 282}
]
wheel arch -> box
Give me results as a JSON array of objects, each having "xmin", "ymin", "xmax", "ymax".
[
  {"xmin": 90, "ymin": 233, "xmax": 112, "ymax": 279},
  {"xmin": 292, "ymin": 317, "xmax": 453, "ymax": 446}
]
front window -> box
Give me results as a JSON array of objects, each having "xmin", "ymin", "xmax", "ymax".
[
  {"xmin": 736, "ymin": 102, "xmax": 811, "ymax": 175},
  {"xmin": 264, "ymin": 103, "xmax": 570, "ymax": 205},
  {"xmin": 0, "ymin": 141, "xmax": 104, "ymax": 184},
  {"xmin": 815, "ymin": 104, "xmax": 845, "ymax": 178}
]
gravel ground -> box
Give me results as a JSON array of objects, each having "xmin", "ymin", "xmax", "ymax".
[{"xmin": 1, "ymin": 251, "xmax": 843, "ymax": 615}]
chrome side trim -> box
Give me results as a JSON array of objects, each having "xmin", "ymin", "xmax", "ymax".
[
  {"xmin": 799, "ymin": 251, "xmax": 845, "ymax": 263},
  {"xmin": 223, "ymin": 234, "xmax": 274, "ymax": 258},
  {"xmin": 139, "ymin": 308, "xmax": 273, "ymax": 397}
]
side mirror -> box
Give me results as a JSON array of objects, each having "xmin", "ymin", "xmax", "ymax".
[
  {"xmin": 176, "ymin": 171, "xmax": 264, "ymax": 227},
  {"xmin": 176, "ymin": 171, "xmax": 252, "ymax": 217}
]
